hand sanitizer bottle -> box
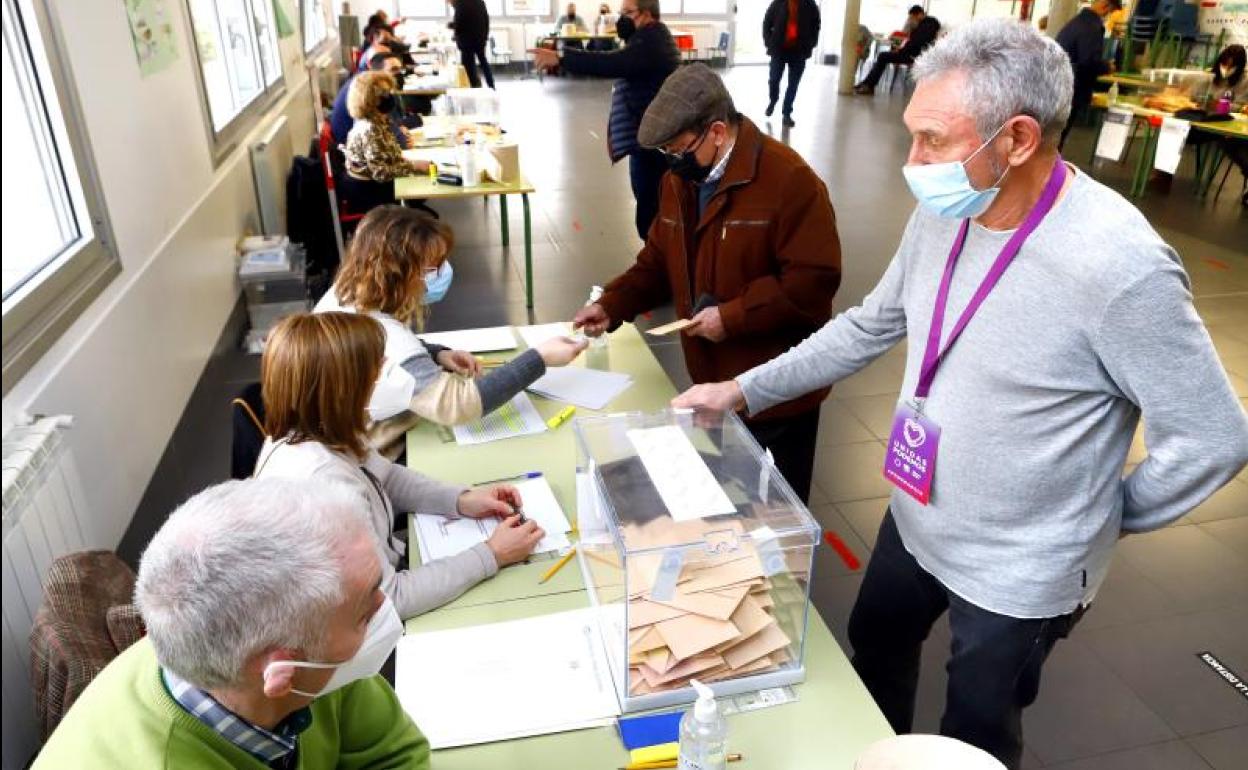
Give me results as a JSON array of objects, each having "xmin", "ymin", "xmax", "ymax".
[
  {"xmin": 678, "ymin": 679, "xmax": 728, "ymax": 770},
  {"xmin": 1108, "ymin": 81, "xmax": 1119, "ymax": 106},
  {"xmin": 585, "ymin": 285, "xmax": 608, "ymax": 348}
]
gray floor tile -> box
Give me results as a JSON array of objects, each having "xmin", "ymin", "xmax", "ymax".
[
  {"xmin": 1114, "ymin": 525, "xmax": 1248, "ymax": 612},
  {"xmin": 812, "ymin": 440, "xmax": 893, "ymax": 503},
  {"xmin": 839, "ymin": 393, "xmax": 901, "ymax": 441},
  {"xmin": 835, "ymin": 498, "xmax": 890, "ymax": 550},
  {"xmin": 1077, "ymin": 556, "xmax": 1184, "ymax": 632},
  {"xmin": 830, "ymin": 359, "xmax": 903, "ymax": 399},
  {"xmin": 1187, "ymin": 724, "xmax": 1248, "ymax": 770},
  {"xmin": 816, "ymin": 399, "xmax": 876, "ymax": 447},
  {"xmin": 1080, "ymin": 607, "xmax": 1248, "ymax": 737},
  {"xmin": 1022, "ymin": 637, "xmax": 1176, "ymax": 765},
  {"xmin": 1197, "ymin": 517, "xmax": 1248, "ymax": 557},
  {"xmin": 1042, "ymin": 740, "xmax": 1215, "ymax": 770},
  {"xmin": 808, "ymin": 504, "xmax": 870, "ymax": 579},
  {"xmin": 809, "ymin": 572, "xmax": 863, "ymax": 653}
]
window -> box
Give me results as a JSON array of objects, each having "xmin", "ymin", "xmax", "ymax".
[
  {"xmin": 2, "ymin": 0, "xmax": 117, "ymax": 392},
  {"xmin": 301, "ymin": 0, "xmax": 330, "ymax": 54},
  {"xmin": 186, "ymin": 0, "xmax": 284, "ymax": 149}
]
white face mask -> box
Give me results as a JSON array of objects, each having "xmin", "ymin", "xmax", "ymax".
[
  {"xmin": 367, "ymin": 359, "xmax": 416, "ymax": 421},
  {"xmin": 265, "ymin": 595, "xmax": 403, "ymax": 699}
]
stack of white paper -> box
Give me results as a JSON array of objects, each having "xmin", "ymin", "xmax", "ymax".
[
  {"xmin": 452, "ymin": 393, "xmax": 546, "ymax": 446},
  {"xmin": 412, "ymin": 476, "xmax": 573, "ymax": 563},
  {"xmin": 395, "ymin": 608, "xmax": 623, "ymax": 748},
  {"xmin": 527, "ymin": 367, "xmax": 632, "ymax": 410},
  {"xmin": 419, "ymin": 326, "xmax": 517, "ymax": 353},
  {"xmin": 626, "ymin": 426, "xmax": 737, "ymax": 521}
]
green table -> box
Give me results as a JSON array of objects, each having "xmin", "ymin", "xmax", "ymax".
[{"xmin": 403, "ymin": 324, "xmax": 894, "ymax": 768}]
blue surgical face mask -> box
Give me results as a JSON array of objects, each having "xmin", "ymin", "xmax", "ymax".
[
  {"xmin": 422, "ymin": 261, "xmax": 453, "ymax": 304},
  {"xmin": 902, "ymin": 123, "xmax": 1010, "ymax": 219}
]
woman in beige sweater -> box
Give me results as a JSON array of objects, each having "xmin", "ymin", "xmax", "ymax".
[{"xmin": 254, "ymin": 312, "xmax": 544, "ymax": 620}]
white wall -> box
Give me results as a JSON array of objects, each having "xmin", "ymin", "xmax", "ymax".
[{"xmin": 1, "ymin": 1, "xmax": 319, "ymax": 551}]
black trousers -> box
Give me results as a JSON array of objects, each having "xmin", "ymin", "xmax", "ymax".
[
  {"xmin": 848, "ymin": 512, "xmax": 1084, "ymax": 769},
  {"xmin": 459, "ymin": 45, "xmax": 495, "ymax": 89},
  {"xmin": 628, "ymin": 148, "xmax": 668, "ymax": 240},
  {"xmin": 860, "ymin": 50, "xmax": 912, "ymax": 88},
  {"xmin": 744, "ymin": 409, "xmax": 820, "ymax": 505},
  {"xmin": 768, "ymin": 54, "xmax": 807, "ymax": 116},
  {"xmin": 1059, "ymin": 93, "xmax": 1092, "ymax": 150}
]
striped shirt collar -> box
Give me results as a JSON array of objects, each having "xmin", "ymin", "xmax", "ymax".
[{"xmin": 162, "ymin": 668, "xmax": 312, "ymax": 766}]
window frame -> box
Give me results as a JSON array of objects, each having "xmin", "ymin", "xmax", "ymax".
[
  {"xmin": 300, "ymin": 0, "xmax": 335, "ymax": 57},
  {"xmin": 2, "ymin": 0, "xmax": 119, "ymax": 394},
  {"xmin": 183, "ymin": 0, "xmax": 288, "ymax": 165}
]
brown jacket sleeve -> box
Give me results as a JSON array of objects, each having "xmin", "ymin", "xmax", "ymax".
[
  {"xmin": 597, "ymin": 226, "xmax": 675, "ymax": 327},
  {"xmin": 718, "ymin": 165, "xmax": 841, "ymax": 339}
]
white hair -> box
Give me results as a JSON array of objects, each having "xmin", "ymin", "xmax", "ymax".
[
  {"xmin": 912, "ymin": 18, "xmax": 1074, "ymax": 146},
  {"xmin": 135, "ymin": 478, "xmax": 372, "ymax": 689}
]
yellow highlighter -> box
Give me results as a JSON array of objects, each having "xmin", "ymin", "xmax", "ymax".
[{"xmin": 546, "ymin": 405, "xmax": 576, "ymax": 430}]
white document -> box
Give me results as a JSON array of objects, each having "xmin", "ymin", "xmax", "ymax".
[
  {"xmin": 452, "ymin": 392, "xmax": 547, "ymax": 445},
  {"xmin": 626, "ymin": 426, "xmax": 736, "ymax": 521},
  {"xmin": 419, "ymin": 325, "xmax": 517, "ymax": 352},
  {"xmin": 527, "ymin": 367, "xmax": 632, "ymax": 410},
  {"xmin": 412, "ymin": 476, "xmax": 573, "ymax": 562},
  {"xmin": 1095, "ymin": 107, "xmax": 1134, "ymax": 162},
  {"xmin": 516, "ymin": 322, "xmax": 574, "ymax": 350},
  {"xmin": 395, "ymin": 607, "xmax": 622, "ymax": 748},
  {"xmin": 1153, "ymin": 116, "xmax": 1191, "ymax": 175}
]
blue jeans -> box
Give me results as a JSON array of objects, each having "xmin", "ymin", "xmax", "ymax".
[
  {"xmin": 628, "ymin": 148, "xmax": 667, "ymax": 240},
  {"xmin": 768, "ymin": 54, "xmax": 806, "ymax": 116},
  {"xmin": 848, "ymin": 511, "xmax": 1084, "ymax": 769}
]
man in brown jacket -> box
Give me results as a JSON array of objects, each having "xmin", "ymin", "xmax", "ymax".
[{"xmin": 573, "ymin": 64, "xmax": 841, "ymax": 502}]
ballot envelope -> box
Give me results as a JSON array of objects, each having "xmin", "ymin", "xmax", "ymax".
[{"xmin": 574, "ymin": 409, "xmax": 820, "ymax": 712}]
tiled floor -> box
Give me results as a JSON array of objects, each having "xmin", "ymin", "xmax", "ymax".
[{"xmin": 123, "ymin": 64, "xmax": 1248, "ymax": 766}]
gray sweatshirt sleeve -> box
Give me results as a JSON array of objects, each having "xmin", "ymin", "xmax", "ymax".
[
  {"xmin": 1094, "ymin": 266, "xmax": 1248, "ymax": 533},
  {"xmin": 384, "ymin": 544, "xmax": 499, "ymax": 619},
  {"xmin": 737, "ymin": 249, "xmax": 909, "ymax": 415},
  {"xmin": 400, "ymin": 347, "xmax": 546, "ymax": 414},
  {"xmin": 366, "ymin": 451, "xmax": 467, "ymax": 515}
]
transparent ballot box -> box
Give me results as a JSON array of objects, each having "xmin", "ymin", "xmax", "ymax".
[{"xmin": 574, "ymin": 409, "xmax": 820, "ymax": 713}]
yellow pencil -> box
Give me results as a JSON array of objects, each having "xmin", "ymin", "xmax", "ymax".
[
  {"xmin": 539, "ymin": 548, "xmax": 577, "ymax": 583},
  {"xmin": 620, "ymin": 754, "xmax": 741, "ymax": 770}
]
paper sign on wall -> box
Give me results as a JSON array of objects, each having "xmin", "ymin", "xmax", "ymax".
[
  {"xmin": 1095, "ymin": 107, "xmax": 1134, "ymax": 162},
  {"xmin": 124, "ymin": 0, "xmax": 179, "ymax": 77},
  {"xmin": 1153, "ymin": 117, "xmax": 1192, "ymax": 175}
]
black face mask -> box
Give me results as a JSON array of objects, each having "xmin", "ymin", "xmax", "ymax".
[
  {"xmin": 664, "ymin": 128, "xmax": 713, "ymax": 183},
  {"xmin": 392, "ymin": 71, "xmax": 406, "ymax": 90},
  {"xmin": 616, "ymin": 15, "xmax": 636, "ymax": 41},
  {"xmin": 377, "ymin": 94, "xmax": 397, "ymax": 114}
]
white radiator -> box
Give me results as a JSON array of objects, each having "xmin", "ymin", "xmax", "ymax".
[
  {"xmin": 2, "ymin": 415, "xmax": 89, "ymax": 769},
  {"xmin": 250, "ymin": 115, "xmax": 293, "ymax": 236}
]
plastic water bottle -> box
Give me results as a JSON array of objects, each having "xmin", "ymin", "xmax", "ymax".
[
  {"xmin": 678, "ymin": 679, "xmax": 728, "ymax": 770},
  {"xmin": 1108, "ymin": 82, "xmax": 1119, "ymax": 106},
  {"xmin": 585, "ymin": 285, "xmax": 608, "ymax": 349}
]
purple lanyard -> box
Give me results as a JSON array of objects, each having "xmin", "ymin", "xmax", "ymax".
[{"xmin": 915, "ymin": 156, "xmax": 1068, "ymax": 401}]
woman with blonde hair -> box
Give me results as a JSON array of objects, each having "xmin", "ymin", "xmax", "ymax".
[
  {"xmin": 341, "ymin": 71, "xmax": 430, "ymax": 212},
  {"xmin": 254, "ymin": 311, "xmax": 545, "ymax": 620},
  {"xmin": 316, "ymin": 205, "xmax": 587, "ymax": 455}
]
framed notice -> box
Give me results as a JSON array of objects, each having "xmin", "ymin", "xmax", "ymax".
[
  {"xmin": 506, "ymin": 0, "xmax": 547, "ymax": 15},
  {"xmin": 1153, "ymin": 117, "xmax": 1191, "ymax": 175},
  {"xmin": 1094, "ymin": 107, "xmax": 1134, "ymax": 162}
]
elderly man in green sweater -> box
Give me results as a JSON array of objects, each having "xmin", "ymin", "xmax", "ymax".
[{"xmin": 34, "ymin": 478, "xmax": 429, "ymax": 769}]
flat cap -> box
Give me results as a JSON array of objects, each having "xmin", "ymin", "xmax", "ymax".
[{"xmin": 638, "ymin": 63, "xmax": 735, "ymax": 148}]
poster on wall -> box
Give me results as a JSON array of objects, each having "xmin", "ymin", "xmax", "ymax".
[
  {"xmin": 506, "ymin": 0, "xmax": 546, "ymax": 15},
  {"xmin": 124, "ymin": 0, "xmax": 179, "ymax": 76},
  {"xmin": 1199, "ymin": 1, "xmax": 1248, "ymax": 47}
]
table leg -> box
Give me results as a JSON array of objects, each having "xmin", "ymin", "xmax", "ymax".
[
  {"xmin": 1089, "ymin": 110, "xmax": 1106, "ymax": 169},
  {"xmin": 500, "ymin": 194, "xmax": 510, "ymax": 247},
  {"xmin": 523, "ymin": 193, "xmax": 533, "ymax": 309},
  {"xmin": 1131, "ymin": 123, "xmax": 1155, "ymax": 198}
]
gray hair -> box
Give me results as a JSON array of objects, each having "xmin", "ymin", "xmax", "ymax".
[
  {"xmin": 912, "ymin": 18, "xmax": 1073, "ymax": 146},
  {"xmin": 135, "ymin": 478, "xmax": 372, "ymax": 689}
]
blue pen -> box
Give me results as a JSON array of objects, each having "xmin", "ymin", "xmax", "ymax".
[{"xmin": 475, "ymin": 470, "xmax": 542, "ymax": 486}]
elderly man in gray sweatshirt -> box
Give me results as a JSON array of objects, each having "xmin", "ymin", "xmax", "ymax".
[{"xmin": 675, "ymin": 19, "xmax": 1248, "ymax": 770}]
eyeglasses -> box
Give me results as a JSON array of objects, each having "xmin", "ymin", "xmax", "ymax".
[{"xmin": 656, "ymin": 126, "xmax": 711, "ymax": 159}]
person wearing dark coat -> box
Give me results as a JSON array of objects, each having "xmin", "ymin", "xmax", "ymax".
[
  {"xmin": 532, "ymin": 0, "xmax": 679, "ymax": 239},
  {"xmin": 448, "ymin": 0, "xmax": 494, "ymax": 89},
  {"xmin": 1056, "ymin": 0, "xmax": 1121, "ymax": 149},
  {"xmin": 854, "ymin": 5, "xmax": 941, "ymax": 94},
  {"xmin": 763, "ymin": 0, "xmax": 821, "ymax": 127}
]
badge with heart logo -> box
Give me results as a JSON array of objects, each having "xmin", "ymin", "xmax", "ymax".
[{"xmin": 884, "ymin": 404, "xmax": 941, "ymax": 505}]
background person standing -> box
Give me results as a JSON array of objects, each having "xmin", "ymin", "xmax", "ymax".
[
  {"xmin": 1055, "ymin": 0, "xmax": 1121, "ymax": 148},
  {"xmin": 763, "ymin": 0, "xmax": 821, "ymax": 127},
  {"xmin": 448, "ymin": 0, "xmax": 494, "ymax": 89}
]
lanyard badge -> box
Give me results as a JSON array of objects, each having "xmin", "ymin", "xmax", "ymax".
[{"xmin": 884, "ymin": 157, "xmax": 1068, "ymax": 506}]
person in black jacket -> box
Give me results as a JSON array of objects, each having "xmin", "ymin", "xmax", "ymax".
[
  {"xmin": 763, "ymin": 0, "xmax": 821, "ymax": 127},
  {"xmin": 1055, "ymin": 0, "xmax": 1121, "ymax": 148},
  {"xmin": 448, "ymin": 0, "xmax": 494, "ymax": 89},
  {"xmin": 533, "ymin": 0, "xmax": 680, "ymax": 239},
  {"xmin": 854, "ymin": 5, "xmax": 940, "ymax": 94}
]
